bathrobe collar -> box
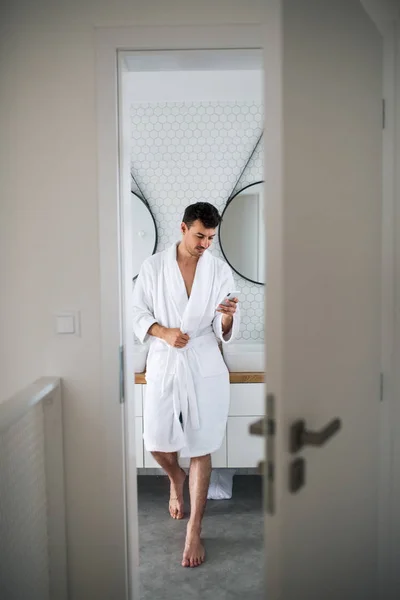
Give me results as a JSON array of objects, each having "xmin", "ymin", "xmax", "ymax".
[{"xmin": 165, "ymin": 241, "xmax": 215, "ymax": 335}]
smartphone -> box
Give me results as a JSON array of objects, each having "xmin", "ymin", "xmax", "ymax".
[{"xmin": 220, "ymin": 291, "xmax": 240, "ymax": 306}]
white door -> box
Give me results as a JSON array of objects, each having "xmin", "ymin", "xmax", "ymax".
[{"xmin": 264, "ymin": 1, "xmax": 382, "ymax": 599}]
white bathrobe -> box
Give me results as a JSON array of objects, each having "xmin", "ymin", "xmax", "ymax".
[{"xmin": 132, "ymin": 242, "xmax": 240, "ymax": 458}]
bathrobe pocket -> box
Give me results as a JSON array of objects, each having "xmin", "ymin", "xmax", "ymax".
[
  {"xmin": 194, "ymin": 344, "xmax": 228, "ymax": 378},
  {"xmin": 145, "ymin": 347, "xmax": 171, "ymax": 382}
]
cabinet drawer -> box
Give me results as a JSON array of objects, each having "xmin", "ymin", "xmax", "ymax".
[
  {"xmin": 211, "ymin": 434, "xmax": 227, "ymax": 468},
  {"xmin": 178, "ymin": 455, "xmax": 190, "ymax": 469},
  {"xmin": 134, "ymin": 384, "xmax": 143, "ymax": 417},
  {"xmin": 147, "ymin": 436, "xmax": 227, "ymax": 470},
  {"xmin": 135, "ymin": 417, "xmax": 144, "ymax": 468},
  {"xmin": 144, "ymin": 447, "xmax": 160, "ymax": 468},
  {"xmin": 229, "ymin": 383, "xmax": 264, "ymax": 416},
  {"xmin": 227, "ymin": 416, "xmax": 264, "ymax": 468},
  {"xmin": 178, "ymin": 438, "xmax": 226, "ymax": 468}
]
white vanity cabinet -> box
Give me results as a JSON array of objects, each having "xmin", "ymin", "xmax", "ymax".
[
  {"xmin": 133, "ymin": 380, "xmax": 264, "ymax": 470},
  {"xmin": 227, "ymin": 383, "xmax": 264, "ymax": 468},
  {"xmin": 134, "ymin": 384, "xmax": 144, "ymax": 468}
]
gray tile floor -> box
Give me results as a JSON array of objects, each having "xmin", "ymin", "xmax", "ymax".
[{"xmin": 137, "ymin": 474, "xmax": 264, "ymax": 600}]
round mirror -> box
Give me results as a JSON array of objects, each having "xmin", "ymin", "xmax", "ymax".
[
  {"xmin": 132, "ymin": 192, "xmax": 158, "ymax": 280},
  {"xmin": 219, "ymin": 181, "xmax": 265, "ymax": 285}
]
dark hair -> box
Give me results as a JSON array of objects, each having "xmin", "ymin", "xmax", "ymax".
[{"xmin": 182, "ymin": 202, "xmax": 221, "ymax": 229}]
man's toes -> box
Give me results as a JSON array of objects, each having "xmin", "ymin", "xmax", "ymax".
[{"xmin": 182, "ymin": 558, "xmax": 189, "ymax": 568}]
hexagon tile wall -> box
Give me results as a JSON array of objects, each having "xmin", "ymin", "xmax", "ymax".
[{"xmin": 131, "ymin": 100, "xmax": 264, "ymax": 341}]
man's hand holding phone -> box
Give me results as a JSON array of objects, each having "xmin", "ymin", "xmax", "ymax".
[{"xmin": 216, "ymin": 291, "xmax": 240, "ymax": 317}]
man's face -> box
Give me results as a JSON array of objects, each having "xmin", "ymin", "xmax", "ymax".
[{"xmin": 181, "ymin": 219, "xmax": 216, "ymax": 258}]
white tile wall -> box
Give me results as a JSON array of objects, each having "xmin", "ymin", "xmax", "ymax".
[{"xmin": 131, "ymin": 101, "xmax": 264, "ymax": 340}]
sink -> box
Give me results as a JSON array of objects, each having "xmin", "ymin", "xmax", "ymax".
[
  {"xmin": 222, "ymin": 340, "xmax": 265, "ymax": 372},
  {"xmin": 133, "ymin": 343, "xmax": 149, "ymax": 373}
]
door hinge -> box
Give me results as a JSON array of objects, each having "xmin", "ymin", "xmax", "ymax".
[
  {"xmin": 119, "ymin": 345, "xmax": 125, "ymax": 404},
  {"xmin": 380, "ymin": 372, "xmax": 384, "ymax": 402},
  {"xmin": 382, "ymin": 99, "xmax": 386, "ymax": 129}
]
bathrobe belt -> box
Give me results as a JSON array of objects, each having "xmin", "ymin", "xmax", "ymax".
[{"xmin": 160, "ymin": 330, "xmax": 216, "ymax": 431}]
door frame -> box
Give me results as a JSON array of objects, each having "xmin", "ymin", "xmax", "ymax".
[
  {"xmin": 94, "ymin": 11, "xmax": 398, "ymax": 599},
  {"xmin": 95, "ymin": 23, "xmax": 264, "ymax": 599},
  {"xmin": 380, "ymin": 17, "xmax": 400, "ymax": 598}
]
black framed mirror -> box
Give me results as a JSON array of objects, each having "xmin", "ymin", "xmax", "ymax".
[
  {"xmin": 219, "ymin": 181, "xmax": 265, "ymax": 285},
  {"xmin": 131, "ymin": 191, "xmax": 158, "ymax": 281}
]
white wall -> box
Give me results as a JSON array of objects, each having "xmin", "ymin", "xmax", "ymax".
[
  {"xmin": 0, "ymin": 2, "xmax": 265, "ymax": 599},
  {"xmin": 126, "ymin": 69, "xmax": 262, "ymax": 102}
]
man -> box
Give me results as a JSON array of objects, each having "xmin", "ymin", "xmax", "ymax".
[{"xmin": 132, "ymin": 202, "xmax": 239, "ymax": 568}]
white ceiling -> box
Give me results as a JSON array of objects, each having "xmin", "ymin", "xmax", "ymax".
[
  {"xmin": 122, "ymin": 49, "xmax": 263, "ymax": 72},
  {"xmin": 121, "ymin": 3, "xmax": 400, "ymax": 73}
]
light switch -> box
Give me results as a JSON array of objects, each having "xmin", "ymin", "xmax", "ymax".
[{"xmin": 55, "ymin": 311, "xmax": 80, "ymax": 335}]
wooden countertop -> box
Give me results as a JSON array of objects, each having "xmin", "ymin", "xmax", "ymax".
[{"xmin": 134, "ymin": 371, "xmax": 264, "ymax": 384}]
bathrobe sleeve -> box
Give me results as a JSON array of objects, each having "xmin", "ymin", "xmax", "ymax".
[
  {"xmin": 132, "ymin": 260, "xmax": 157, "ymax": 344},
  {"xmin": 212, "ymin": 263, "xmax": 241, "ymax": 344}
]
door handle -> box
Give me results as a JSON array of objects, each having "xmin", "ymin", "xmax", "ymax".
[
  {"xmin": 248, "ymin": 395, "xmax": 276, "ymax": 515},
  {"xmin": 290, "ymin": 418, "xmax": 341, "ymax": 454},
  {"xmin": 249, "ymin": 417, "xmax": 265, "ymax": 436},
  {"xmin": 249, "ymin": 417, "xmax": 275, "ymax": 437}
]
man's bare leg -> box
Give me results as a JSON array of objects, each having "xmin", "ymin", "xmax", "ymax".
[
  {"xmin": 151, "ymin": 451, "xmax": 186, "ymax": 519},
  {"xmin": 182, "ymin": 454, "xmax": 211, "ymax": 568}
]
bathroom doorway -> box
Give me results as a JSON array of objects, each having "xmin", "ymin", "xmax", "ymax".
[
  {"xmin": 96, "ymin": 8, "xmax": 398, "ymax": 599},
  {"xmin": 119, "ymin": 47, "xmax": 266, "ymax": 599}
]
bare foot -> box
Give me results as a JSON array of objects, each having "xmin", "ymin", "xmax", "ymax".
[
  {"xmin": 182, "ymin": 524, "xmax": 205, "ymax": 568},
  {"xmin": 169, "ymin": 468, "xmax": 186, "ymax": 519}
]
